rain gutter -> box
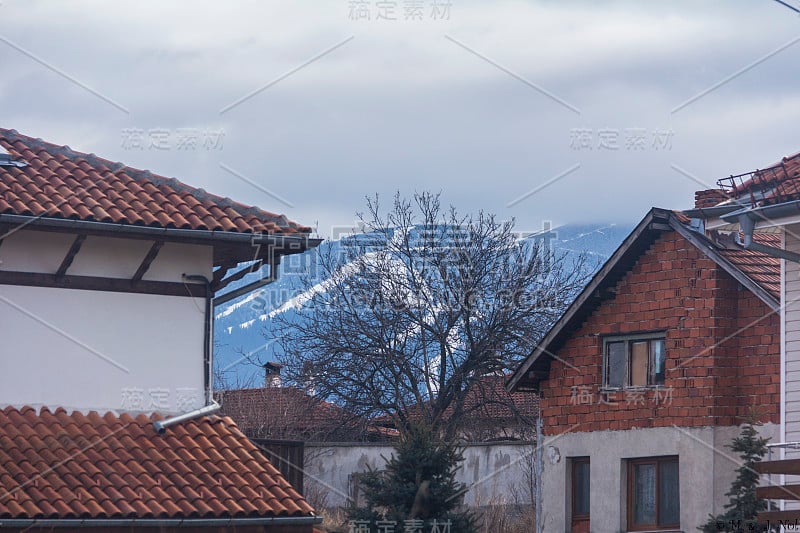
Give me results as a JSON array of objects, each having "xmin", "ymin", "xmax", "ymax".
[{"xmin": 721, "ymin": 202, "xmax": 800, "ymax": 263}]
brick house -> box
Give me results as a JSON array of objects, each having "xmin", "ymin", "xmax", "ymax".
[
  {"xmin": 682, "ymin": 151, "xmax": 800, "ymax": 522},
  {"xmin": 0, "ymin": 128, "xmax": 322, "ymax": 531},
  {"xmin": 507, "ymin": 206, "xmax": 780, "ymax": 532}
]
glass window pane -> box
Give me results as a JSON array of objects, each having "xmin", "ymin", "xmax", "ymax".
[
  {"xmin": 630, "ymin": 342, "xmax": 648, "ymax": 386},
  {"xmin": 633, "ymin": 463, "xmax": 656, "ymax": 525},
  {"xmin": 606, "ymin": 342, "xmax": 625, "ymax": 387},
  {"xmin": 658, "ymin": 460, "xmax": 680, "ymax": 525},
  {"xmin": 651, "ymin": 339, "xmax": 666, "ymax": 385},
  {"xmin": 573, "ymin": 461, "xmax": 590, "ymax": 516}
]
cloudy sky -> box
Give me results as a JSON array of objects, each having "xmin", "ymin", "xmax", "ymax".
[{"xmin": 1, "ymin": 0, "xmax": 798, "ymax": 237}]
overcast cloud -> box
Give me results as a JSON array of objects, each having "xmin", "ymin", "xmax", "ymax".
[{"xmin": 1, "ymin": 0, "xmax": 799, "ymax": 236}]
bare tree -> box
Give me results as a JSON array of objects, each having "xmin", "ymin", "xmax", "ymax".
[{"xmin": 276, "ymin": 192, "xmax": 588, "ymax": 439}]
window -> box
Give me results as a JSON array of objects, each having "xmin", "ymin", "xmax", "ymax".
[
  {"xmin": 603, "ymin": 334, "xmax": 666, "ymax": 388},
  {"xmin": 571, "ymin": 457, "xmax": 590, "ymax": 532},
  {"xmin": 627, "ymin": 457, "xmax": 679, "ymax": 531}
]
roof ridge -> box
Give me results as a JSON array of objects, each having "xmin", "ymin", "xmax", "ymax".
[{"xmin": 0, "ymin": 127, "xmax": 308, "ymax": 233}]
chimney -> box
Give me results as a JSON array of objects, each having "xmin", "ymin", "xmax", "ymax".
[
  {"xmin": 264, "ymin": 362, "xmax": 282, "ymax": 388},
  {"xmin": 694, "ymin": 189, "xmax": 728, "ymax": 209}
]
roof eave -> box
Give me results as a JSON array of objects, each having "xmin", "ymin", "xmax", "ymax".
[
  {"xmin": 721, "ymin": 199, "xmax": 800, "ymax": 227},
  {"xmin": 682, "ymin": 203, "xmax": 749, "ymax": 219},
  {"xmin": 0, "ymin": 213, "xmax": 321, "ymax": 257}
]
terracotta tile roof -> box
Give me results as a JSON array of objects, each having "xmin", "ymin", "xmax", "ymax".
[
  {"xmin": 217, "ymin": 388, "xmax": 392, "ymax": 442},
  {"xmin": 0, "ymin": 128, "xmax": 310, "ymax": 235},
  {"xmin": 718, "ymin": 151, "xmax": 800, "ymax": 208},
  {"xmin": 716, "ymin": 233, "xmax": 781, "ymax": 300},
  {"xmin": 0, "ymin": 405, "xmax": 315, "ymax": 520},
  {"xmin": 449, "ymin": 374, "xmax": 539, "ymax": 421},
  {"xmin": 379, "ymin": 374, "xmax": 539, "ymax": 439}
]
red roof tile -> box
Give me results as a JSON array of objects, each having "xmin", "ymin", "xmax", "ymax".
[
  {"xmin": 0, "ymin": 128, "xmax": 310, "ymax": 235},
  {"xmin": 378, "ymin": 374, "xmax": 539, "ymax": 439},
  {"xmin": 0, "ymin": 406, "xmax": 314, "ymax": 520},
  {"xmin": 217, "ymin": 387, "xmax": 392, "ymax": 442},
  {"xmin": 718, "ymin": 151, "xmax": 800, "ymax": 208},
  {"xmin": 716, "ymin": 233, "xmax": 781, "ymax": 300}
]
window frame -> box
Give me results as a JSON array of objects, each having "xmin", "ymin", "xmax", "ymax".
[
  {"xmin": 626, "ymin": 456, "xmax": 680, "ymax": 532},
  {"xmin": 602, "ymin": 332, "xmax": 666, "ymax": 390},
  {"xmin": 571, "ymin": 457, "xmax": 590, "ymax": 526}
]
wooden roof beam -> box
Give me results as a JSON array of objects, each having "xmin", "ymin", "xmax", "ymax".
[
  {"xmin": 55, "ymin": 234, "xmax": 87, "ymax": 279},
  {"xmin": 131, "ymin": 241, "xmax": 164, "ymax": 285},
  {"xmin": 213, "ymin": 260, "xmax": 264, "ymax": 293}
]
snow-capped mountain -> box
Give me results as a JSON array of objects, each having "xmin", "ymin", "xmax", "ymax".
[{"xmin": 213, "ymin": 222, "xmax": 634, "ymax": 388}]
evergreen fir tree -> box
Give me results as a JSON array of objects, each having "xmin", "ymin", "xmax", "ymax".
[
  {"xmin": 347, "ymin": 422, "xmax": 478, "ymax": 532},
  {"xmin": 700, "ymin": 419, "xmax": 772, "ymax": 533}
]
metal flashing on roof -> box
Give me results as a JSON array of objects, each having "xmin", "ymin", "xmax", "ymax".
[
  {"xmin": 681, "ymin": 202, "xmax": 749, "ymax": 219},
  {"xmin": 0, "ymin": 145, "xmax": 27, "ymax": 167},
  {"xmin": 721, "ymin": 199, "xmax": 800, "ymax": 226}
]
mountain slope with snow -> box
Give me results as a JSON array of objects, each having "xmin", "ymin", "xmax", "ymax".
[{"xmin": 213, "ymin": 222, "xmax": 634, "ymax": 387}]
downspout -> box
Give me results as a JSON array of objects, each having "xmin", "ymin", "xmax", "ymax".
[
  {"xmin": 151, "ymin": 274, "xmax": 217, "ymax": 434},
  {"xmin": 153, "ymin": 402, "xmax": 221, "ymax": 434},
  {"xmin": 735, "ymin": 214, "xmax": 800, "ymax": 263},
  {"xmin": 183, "ymin": 274, "xmax": 214, "ymax": 405}
]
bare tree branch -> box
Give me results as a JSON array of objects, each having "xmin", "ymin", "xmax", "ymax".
[{"xmin": 276, "ymin": 192, "xmax": 589, "ymax": 439}]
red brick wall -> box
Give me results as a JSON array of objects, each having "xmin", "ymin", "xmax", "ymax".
[{"xmin": 540, "ymin": 231, "xmax": 780, "ymax": 436}]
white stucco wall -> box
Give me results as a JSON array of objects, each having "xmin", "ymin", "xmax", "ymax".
[
  {"xmin": 304, "ymin": 442, "xmax": 535, "ymax": 508},
  {"xmin": 537, "ymin": 424, "xmax": 779, "ymax": 533},
  {"xmin": 0, "ymin": 230, "xmax": 213, "ymax": 281},
  {"xmin": 0, "ymin": 229, "xmax": 213, "ymax": 415}
]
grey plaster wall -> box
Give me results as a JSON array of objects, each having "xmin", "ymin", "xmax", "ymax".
[
  {"xmin": 304, "ymin": 442, "xmax": 535, "ymax": 508},
  {"xmin": 538, "ymin": 424, "xmax": 778, "ymax": 533}
]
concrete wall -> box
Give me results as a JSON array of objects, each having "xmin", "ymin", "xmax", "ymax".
[
  {"xmin": 537, "ymin": 423, "xmax": 778, "ymax": 533},
  {"xmin": 0, "ymin": 229, "xmax": 212, "ymax": 415},
  {"xmin": 304, "ymin": 442, "xmax": 535, "ymax": 508}
]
